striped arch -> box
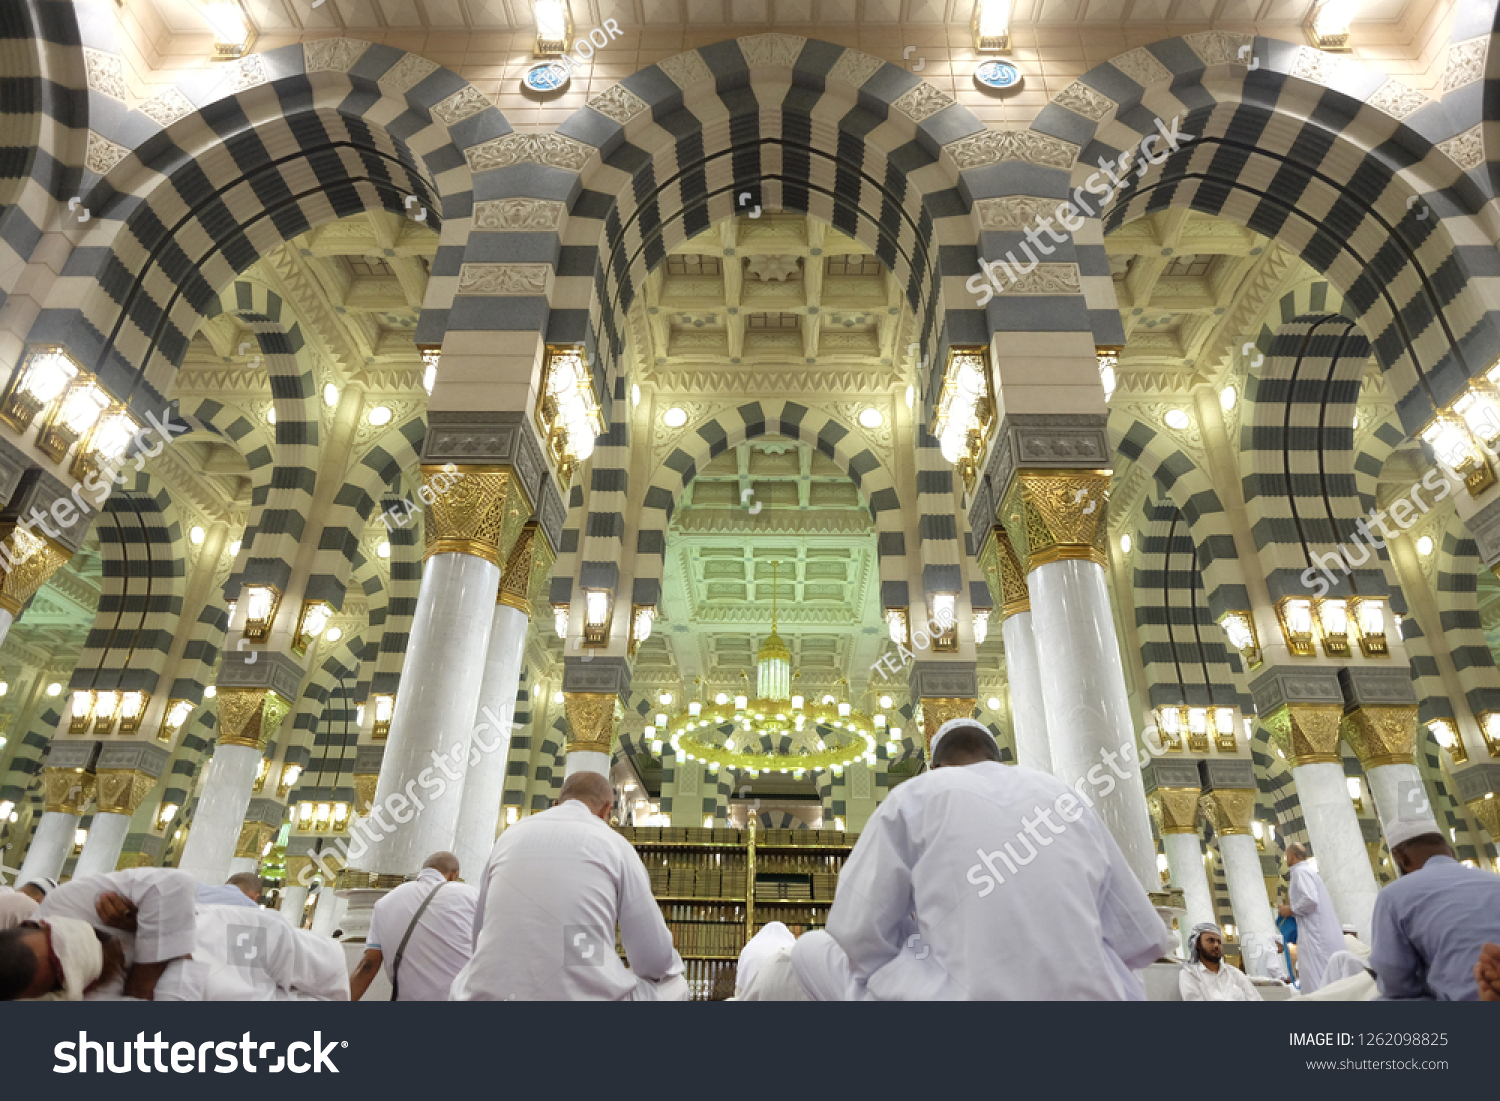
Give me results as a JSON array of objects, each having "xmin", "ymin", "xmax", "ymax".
[
  {"xmin": 159, "ymin": 709, "xmax": 218, "ymax": 822},
  {"xmin": 1073, "ymin": 34, "xmax": 1500, "ymax": 435},
  {"xmin": 0, "ymin": 698, "xmax": 64, "ymax": 811},
  {"xmin": 369, "ymin": 481, "xmax": 424, "ymax": 699},
  {"xmin": 284, "ymin": 633, "xmax": 370, "ymax": 801},
  {"xmin": 32, "ymin": 38, "xmax": 507, "ymax": 412},
  {"xmin": 1131, "ymin": 495, "xmax": 1252, "ymax": 711},
  {"xmin": 70, "ymin": 469, "xmax": 186, "ymax": 695},
  {"xmin": 631, "ymin": 401, "xmax": 904, "ymax": 607},
  {"xmin": 756, "ymin": 808, "xmax": 816, "ymax": 831},
  {"xmin": 1433, "ymin": 515, "xmax": 1500, "ymax": 718},
  {"xmin": 481, "ymin": 36, "xmax": 987, "ymax": 411},
  {"xmin": 1250, "ymin": 728, "xmax": 1310, "ymax": 848}
]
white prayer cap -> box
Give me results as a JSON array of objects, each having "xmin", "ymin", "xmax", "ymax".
[
  {"xmin": 929, "ymin": 717, "xmax": 997, "ymax": 761},
  {"xmin": 24, "ymin": 877, "xmax": 57, "ymax": 896},
  {"xmin": 1384, "ymin": 818, "xmax": 1444, "ymax": 850},
  {"xmin": 36, "ymin": 917, "xmax": 103, "ymax": 1000}
]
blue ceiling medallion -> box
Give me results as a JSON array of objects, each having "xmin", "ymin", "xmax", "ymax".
[
  {"xmin": 523, "ymin": 61, "xmax": 570, "ymax": 94},
  {"xmin": 974, "ymin": 59, "xmax": 1023, "ymax": 93}
]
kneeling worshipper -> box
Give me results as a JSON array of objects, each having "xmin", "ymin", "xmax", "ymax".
[
  {"xmin": 27, "ymin": 867, "xmax": 196, "ymax": 999},
  {"xmin": 0, "ymin": 916, "xmax": 128, "ymax": 999},
  {"xmin": 1177, "ymin": 923, "xmax": 1262, "ymax": 1001},
  {"xmin": 734, "ymin": 921, "xmax": 802, "ymax": 1000},
  {"xmin": 788, "ymin": 719, "xmax": 1171, "ymax": 1000},
  {"xmin": 176, "ymin": 904, "xmax": 349, "ymax": 1000}
]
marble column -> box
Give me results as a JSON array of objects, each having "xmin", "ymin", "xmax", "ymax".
[
  {"xmin": 18, "ymin": 767, "xmax": 96, "ymax": 882},
  {"xmin": 72, "ymin": 812, "xmax": 132, "ymax": 879},
  {"xmin": 1004, "ymin": 470, "xmax": 1157, "ymax": 891},
  {"xmin": 980, "ymin": 527, "xmax": 1052, "ymax": 772},
  {"xmin": 177, "ymin": 743, "xmax": 264, "ymax": 884},
  {"xmin": 563, "ymin": 692, "xmax": 614, "ymax": 779},
  {"xmin": 360, "ymin": 466, "xmax": 528, "ymax": 877},
  {"xmin": 75, "ymin": 755, "xmax": 164, "ymax": 878},
  {"xmin": 1199, "ymin": 785, "xmax": 1279, "ymax": 978},
  {"xmin": 1342, "ymin": 684, "xmax": 1435, "ymax": 842},
  {"xmin": 228, "ymin": 856, "xmax": 259, "ymax": 877},
  {"xmin": 1149, "ymin": 785, "xmax": 1214, "ymax": 931},
  {"xmin": 280, "ymin": 855, "xmax": 312, "ymax": 926},
  {"xmin": 453, "ymin": 523, "xmax": 542, "ymax": 880},
  {"xmin": 1263, "ymin": 700, "xmax": 1379, "ymax": 937}
]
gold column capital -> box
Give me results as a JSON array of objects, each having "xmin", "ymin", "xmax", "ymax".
[
  {"xmin": 919, "ymin": 697, "xmax": 978, "ymax": 754},
  {"xmin": 564, "ymin": 691, "xmax": 615, "ymax": 755},
  {"xmin": 0, "ymin": 527, "xmax": 71, "ymax": 617},
  {"xmin": 1147, "ymin": 786, "xmax": 1201, "ymax": 834},
  {"xmin": 1342, "ymin": 705, "xmax": 1417, "ymax": 769},
  {"xmin": 353, "ymin": 775, "xmax": 378, "ymax": 816},
  {"xmin": 1467, "ymin": 793, "xmax": 1499, "ymax": 839},
  {"xmin": 284, "ymin": 854, "xmax": 314, "ymax": 883},
  {"xmin": 423, "ymin": 465, "xmax": 531, "ymax": 567},
  {"xmin": 94, "ymin": 768, "xmax": 157, "ymax": 816},
  {"xmin": 1263, "ymin": 702, "xmax": 1344, "ymax": 767},
  {"xmin": 978, "ymin": 526, "xmax": 1030, "ymax": 618},
  {"xmin": 43, "ymin": 767, "xmax": 94, "ymax": 815},
  {"xmin": 999, "ymin": 469, "xmax": 1111, "ymax": 572},
  {"xmin": 234, "ymin": 821, "xmax": 274, "ymax": 860},
  {"xmin": 216, "ymin": 688, "xmax": 291, "ymax": 751},
  {"xmin": 116, "ymin": 851, "xmax": 153, "ymax": 870},
  {"xmin": 497, "ymin": 521, "xmax": 555, "ymax": 617},
  {"xmin": 1199, "ymin": 788, "xmax": 1257, "ymax": 835}
]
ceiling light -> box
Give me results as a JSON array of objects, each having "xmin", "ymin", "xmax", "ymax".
[
  {"xmin": 227, "ymin": 538, "xmax": 242, "ymax": 557},
  {"xmin": 905, "ymin": 385, "xmax": 915, "ymax": 409},
  {"xmin": 325, "ymin": 627, "xmax": 343, "ymax": 643},
  {"xmin": 932, "ymin": 347, "xmax": 993, "ymax": 488},
  {"xmin": 534, "ymin": 0, "xmax": 573, "ymax": 55},
  {"xmin": 266, "ymin": 408, "xmax": 276, "ymax": 425},
  {"xmin": 323, "ymin": 383, "xmax": 339, "ymax": 408},
  {"xmin": 631, "ymin": 383, "xmax": 641, "ymax": 407},
  {"xmin": 1, "ymin": 347, "xmax": 80, "ymax": 433},
  {"xmin": 879, "ymin": 695, "xmax": 893, "ymax": 709},
  {"xmin": 367, "ymin": 406, "xmax": 392, "ymax": 426},
  {"xmin": 538, "ymin": 346, "xmax": 604, "ymax": 486},
  {"xmin": 376, "ymin": 541, "xmax": 391, "ymax": 559},
  {"xmin": 204, "ymin": 685, "xmax": 217, "ymax": 699},
  {"xmin": 986, "ymin": 696, "xmax": 1001, "ymax": 711},
  {"xmin": 197, "ymin": 0, "xmax": 256, "ymax": 60},
  {"xmin": 1120, "ymin": 533, "xmax": 1132, "ymax": 554},
  {"xmin": 189, "ymin": 525, "xmax": 206, "ymax": 545},
  {"xmin": 971, "ymin": 0, "xmax": 1011, "ymax": 51},
  {"xmin": 553, "ymin": 690, "xmax": 565, "ymax": 704},
  {"xmin": 858, "ymin": 407, "xmax": 883, "ymax": 428},
  {"xmin": 1306, "ymin": 0, "xmax": 1354, "ymax": 50},
  {"xmin": 1098, "ymin": 347, "xmax": 1120, "ymax": 403},
  {"xmin": 1165, "ymin": 409, "xmax": 1190, "ymax": 430},
  {"xmin": 1417, "ymin": 535, "xmax": 1434, "ymax": 556},
  {"xmin": 421, "ymin": 348, "xmax": 439, "ymax": 395},
  {"xmin": 663, "ymin": 407, "xmax": 688, "ymax": 428},
  {"xmin": 1220, "ymin": 386, "xmax": 1237, "ymax": 411},
  {"xmin": 46, "ymin": 682, "xmax": 62, "ymax": 697}
]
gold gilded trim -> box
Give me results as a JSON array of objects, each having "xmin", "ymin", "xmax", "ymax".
[
  {"xmin": 94, "ymin": 768, "xmax": 157, "ymax": 816},
  {"xmin": 978, "ymin": 526, "xmax": 1030, "ymax": 619},
  {"xmin": 422, "ymin": 466, "xmax": 531, "ymax": 567},
  {"xmin": 216, "ymin": 688, "xmax": 292, "ymax": 751},
  {"xmin": 0, "ymin": 528, "xmax": 72, "ymax": 617},
  {"xmin": 1147, "ymin": 786, "xmax": 1201, "ymax": 834},
  {"xmin": 1341, "ymin": 705, "xmax": 1417, "ymax": 769},
  {"xmin": 1000, "ymin": 469, "xmax": 1111, "ymax": 574},
  {"xmin": 919, "ymin": 697, "xmax": 978, "ymax": 753},
  {"xmin": 353, "ymin": 774, "xmax": 379, "ymax": 817},
  {"xmin": 44, "ymin": 767, "xmax": 94, "ymax": 815},
  {"xmin": 1199, "ymin": 788, "xmax": 1257, "ymax": 835},
  {"xmin": 498, "ymin": 522, "xmax": 552, "ymax": 617},
  {"xmin": 234, "ymin": 821, "xmax": 274, "ymax": 860},
  {"xmin": 1263, "ymin": 702, "xmax": 1344, "ymax": 767},
  {"xmin": 1466, "ymin": 793, "xmax": 1499, "ymax": 838},
  {"xmin": 563, "ymin": 691, "xmax": 615, "ymax": 755}
]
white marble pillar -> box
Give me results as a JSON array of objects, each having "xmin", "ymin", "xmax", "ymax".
[
  {"xmin": 1293, "ymin": 760, "xmax": 1378, "ymax": 938},
  {"xmin": 361, "ymin": 552, "xmax": 500, "ymax": 877},
  {"xmin": 1219, "ymin": 832, "xmax": 1280, "ymax": 979},
  {"xmin": 453, "ymin": 602, "xmax": 527, "ymax": 880},
  {"xmin": 0, "ymin": 608, "xmax": 14, "ymax": 651},
  {"xmin": 1002, "ymin": 610, "xmax": 1052, "ymax": 773},
  {"xmin": 177, "ymin": 743, "xmax": 262, "ymax": 884},
  {"xmin": 1162, "ymin": 831, "xmax": 1215, "ymax": 932},
  {"xmin": 72, "ymin": 811, "xmax": 131, "ymax": 879},
  {"xmin": 228, "ymin": 856, "xmax": 258, "ymax": 878},
  {"xmin": 564, "ymin": 750, "xmax": 610, "ymax": 778},
  {"xmin": 310, "ymin": 886, "xmax": 346, "ymax": 938},
  {"xmin": 1028, "ymin": 557, "xmax": 1158, "ymax": 890},
  {"xmin": 18, "ymin": 811, "xmax": 79, "ymax": 883},
  {"xmin": 281, "ymin": 882, "xmax": 310, "ymax": 926},
  {"xmin": 1366, "ymin": 761, "xmax": 1430, "ymax": 836}
]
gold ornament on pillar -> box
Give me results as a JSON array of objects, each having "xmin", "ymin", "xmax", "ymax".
[
  {"xmin": 564, "ymin": 692, "xmax": 615, "ymax": 755},
  {"xmin": 115, "ymin": 851, "xmax": 152, "ymax": 871},
  {"xmin": 422, "ymin": 465, "xmax": 530, "ymax": 567},
  {"xmin": 43, "ymin": 767, "xmax": 95, "ymax": 815},
  {"xmin": 284, "ymin": 854, "xmax": 313, "ymax": 884},
  {"xmin": 919, "ymin": 697, "xmax": 978, "ymax": 754},
  {"xmin": 1341, "ymin": 706, "xmax": 1417, "ymax": 768},
  {"xmin": 93, "ymin": 769, "xmax": 157, "ymax": 816},
  {"xmin": 1147, "ymin": 787, "xmax": 1201, "ymax": 834},
  {"xmin": 977, "ymin": 526, "xmax": 1029, "ymax": 618},
  {"xmin": 216, "ymin": 689, "xmax": 292, "ymax": 751},
  {"xmin": 1198, "ymin": 788, "xmax": 1257, "ymax": 835},
  {"xmin": 1466, "ymin": 792, "xmax": 1499, "ymax": 839},
  {"xmin": 497, "ymin": 521, "xmax": 554, "ymax": 618},
  {"xmin": 1000, "ymin": 470, "xmax": 1111, "ymax": 572},
  {"xmin": 1262, "ymin": 703, "xmax": 1344, "ymax": 767},
  {"xmin": 353, "ymin": 775, "xmax": 378, "ymax": 816},
  {"xmin": 0, "ymin": 525, "xmax": 71, "ymax": 617},
  {"xmin": 234, "ymin": 821, "xmax": 274, "ymax": 860}
]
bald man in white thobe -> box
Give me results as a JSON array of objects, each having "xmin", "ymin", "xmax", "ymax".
[
  {"xmin": 1279, "ymin": 842, "xmax": 1344, "ymax": 993},
  {"xmin": 450, "ymin": 771, "xmax": 688, "ymax": 1001},
  {"xmin": 790, "ymin": 719, "xmax": 1171, "ymax": 1000}
]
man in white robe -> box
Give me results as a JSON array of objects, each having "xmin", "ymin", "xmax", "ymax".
[
  {"xmin": 1178, "ymin": 922, "xmax": 1262, "ymax": 1001},
  {"xmin": 791, "ymin": 719, "xmax": 1171, "ymax": 1000},
  {"xmin": 1279, "ymin": 842, "xmax": 1343, "ymax": 993},
  {"xmin": 180, "ymin": 904, "xmax": 349, "ymax": 1000},
  {"xmin": 351, "ymin": 850, "xmax": 477, "ymax": 1000},
  {"xmin": 451, "ymin": 771, "xmax": 688, "ymax": 1001}
]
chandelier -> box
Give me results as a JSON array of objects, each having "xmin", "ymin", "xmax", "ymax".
[{"xmin": 658, "ymin": 563, "xmax": 877, "ymax": 776}]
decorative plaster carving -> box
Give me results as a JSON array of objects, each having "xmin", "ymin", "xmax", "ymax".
[
  {"xmin": 473, "ymin": 198, "xmax": 566, "ymax": 231},
  {"xmin": 1366, "ymin": 80, "xmax": 1428, "ymax": 121},
  {"xmin": 738, "ymin": 34, "xmax": 806, "ymax": 68},
  {"xmin": 587, "ymin": 83, "xmax": 649, "ymax": 125},
  {"xmin": 989, "ymin": 262, "xmax": 1080, "ymax": 295},
  {"xmin": 1053, "ymin": 81, "xmax": 1114, "ymax": 121},
  {"xmin": 828, "ymin": 49, "xmax": 884, "ymax": 88},
  {"xmin": 304, "ymin": 38, "xmax": 366, "ymax": 73},
  {"xmin": 464, "ymin": 132, "xmax": 592, "ymax": 173},
  {"xmin": 456, "ymin": 262, "xmax": 550, "ymax": 296},
  {"xmin": 658, "ymin": 51, "xmax": 713, "ymax": 88},
  {"xmin": 893, "ymin": 82, "xmax": 955, "ymax": 123},
  {"xmin": 227, "ymin": 55, "xmax": 269, "ymax": 92},
  {"xmin": 139, "ymin": 87, "xmax": 196, "ymax": 128},
  {"xmin": 1110, "ymin": 47, "xmax": 1171, "ymax": 87},
  {"xmin": 1183, "ymin": 30, "xmax": 1253, "ymax": 68},
  {"xmin": 1443, "ymin": 36, "xmax": 1488, "ymax": 94},
  {"xmin": 975, "ymin": 196, "xmax": 1064, "ymax": 230},
  {"xmin": 83, "ymin": 48, "xmax": 126, "ymax": 101},
  {"xmin": 85, "ymin": 131, "xmax": 129, "ymax": 175},
  {"xmin": 432, "ymin": 84, "xmax": 492, "ymax": 126},
  {"xmin": 1290, "ymin": 47, "xmax": 1336, "ymax": 85},
  {"xmin": 945, "ymin": 129, "xmax": 1078, "ymax": 171},
  {"xmin": 379, "ymin": 53, "xmax": 440, "ymax": 93},
  {"xmin": 1438, "ymin": 124, "xmax": 1485, "ymax": 172}
]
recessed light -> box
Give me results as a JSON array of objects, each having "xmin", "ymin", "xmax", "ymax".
[
  {"xmin": 367, "ymin": 406, "xmax": 392, "ymax": 426},
  {"xmin": 1220, "ymin": 386, "xmax": 1236, "ymax": 411},
  {"xmin": 1120, "ymin": 533, "xmax": 1132, "ymax": 554},
  {"xmin": 227, "ymin": 539, "xmax": 242, "ymax": 557},
  {"xmin": 859, "ymin": 407, "xmax": 883, "ymax": 428},
  {"xmin": 1165, "ymin": 409, "xmax": 1190, "ymax": 430},
  {"xmin": 986, "ymin": 696, "xmax": 1001, "ymax": 711},
  {"xmin": 377, "ymin": 542, "xmax": 391, "ymax": 559},
  {"xmin": 325, "ymin": 627, "xmax": 343, "ymax": 643},
  {"xmin": 663, "ymin": 407, "xmax": 688, "ymax": 428},
  {"xmin": 267, "ymin": 408, "xmax": 277, "ymax": 425},
  {"xmin": 189, "ymin": 525, "xmax": 205, "ymax": 545},
  {"xmin": 323, "ymin": 383, "xmax": 339, "ymax": 408},
  {"xmin": 1417, "ymin": 535, "xmax": 1434, "ymax": 556}
]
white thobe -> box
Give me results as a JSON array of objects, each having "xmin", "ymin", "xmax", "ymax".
[
  {"xmin": 450, "ymin": 799, "xmax": 687, "ymax": 1001},
  {"xmin": 1178, "ymin": 960, "xmax": 1263, "ymax": 1001},
  {"xmin": 821, "ymin": 761, "xmax": 1171, "ymax": 1000},
  {"xmin": 1288, "ymin": 861, "xmax": 1344, "ymax": 993},
  {"xmin": 35, "ymin": 868, "xmax": 197, "ymax": 968},
  {"xmin": 173, "ymin": 905, "xmax": 350, "ymax": 1001},
  {"xmin": 0, "ymin": 885, "xmax": 38, "ymax": 929},
  {"xmin": 367, "ymin": 867, "xmax": 479, "ymax": 1001}
]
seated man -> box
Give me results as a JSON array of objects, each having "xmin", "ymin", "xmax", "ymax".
[
  {"xmin": 351, "ymin": 851, "xmax": 478, "ymax": 1001},
  {"xmin": 734, "ymin": 921, "xmax": 801, "ymax": 1001},
  {"xmin": 1178, "ymin": 922, "xmax": 1262, "ymax": 1001},
  {"xmin": 451, "ymin": 772, "xmax": 687, "ymax": 1001},
  {"xmin": 1369, "ymin": 819, "xmax": 1500, "ymax": 1000},
  {"xmin": 791, "ymin": 719, "xmax": 1170, "ymax": 1000}
]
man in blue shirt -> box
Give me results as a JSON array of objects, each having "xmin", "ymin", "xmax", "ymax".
[{"xmin": 1368, "ymin": 818, "xmax": 1500, "ymax": 1000}]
